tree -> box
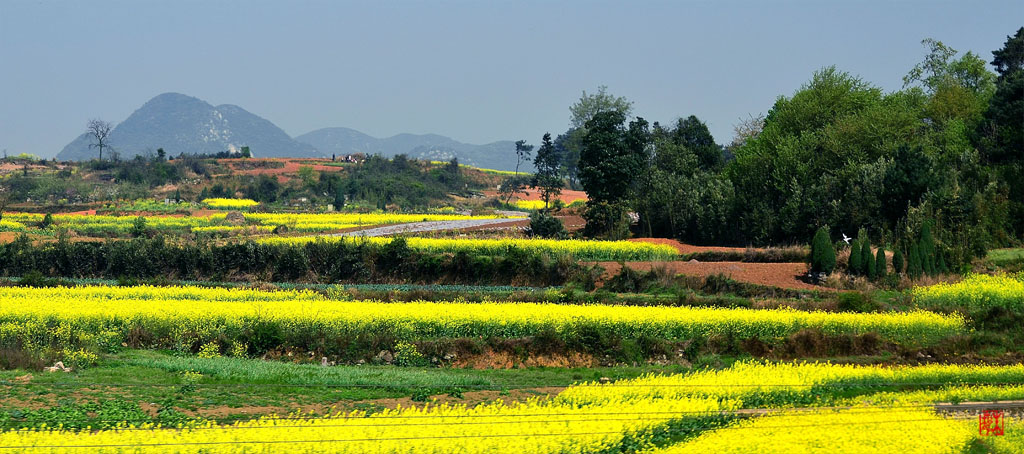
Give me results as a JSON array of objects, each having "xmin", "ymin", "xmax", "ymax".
[
  {"xmin": 531, "ymin": 133, "xmax": 563, "ymax": 210},
  {"xmin": 991, "ymin": 27, "xmax": 1024, "ymax": 76},
  {"xmin": 334, "ymin": 187, "xmax": 345, "ymax": 211},
  {"xmin": 578, "ymin": 111, "xmax": 650, "ymax": 238},
  {"xmin": 863, "ymin": 240, "xmax": 876, "ymax": 279},
  {"xmin": 528, "ymin": 210, "xmax": 567, "ymax": 238},
  {"xmin": 981, "ymin": 28, "xmax": 1024, "ymax": 235},
  {"xmin": 875, "ymin": 247, "xmax": 887, "ymax": 279},
  {"xmin": 893, "ymin": 249, "xmax": 905, "ymax": 275},
  {"xmin": 920, "ymin": 222, "xmax": 937, "ymax": 276},
  {"xmin": 849, "ymin": 239, "xmax": 862, "ymax": 276},
  {"xmin": 579, "ymin": 111, "xmax": 649, "ymax": 204},
  {"xmin": 86, "ymin": 119, "xmax": 113, "ymax": 161},
  {"xmin": 903, "ymin": 38, "xmax": 995, "ymax": 96},
  {"xmin": 513, "ymin": 140, "xmax": 533, "ymax": 176},
  {"xmin": 907, "ymin": 244, "xmax": 923, "ymax": 280},
  {"xmin": 559, "ymin": 86, "xmax": 633, "ymax": 191},
  {"xmin": 502, "ymin": 140, "xmax": 534, "ymax": 204},
  {"xmin": 498, "ymin": 175, "xmax": 531, "ymax": 205},
  {"xmin": 569, "ymin": 85, "xmax": 633, "ymax": 129},
  {"xmin": 730, "ymin": 113, "xmax": 765, "ymax": 149},
  {"xmin": 672, "ymin": 116, "xmax": 723, "ymax": 171},
  {"xmin": 810, "ymin": 227, "xmax": 836, "ymax": 274},
  {"xmin": 554, "ymin": 130, "xmax": 583, "ymax": 189}
]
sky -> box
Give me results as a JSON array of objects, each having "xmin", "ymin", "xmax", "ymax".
[{"xmin": 1, "ymin": 0, "xmax": 1021, "ymax": 158}]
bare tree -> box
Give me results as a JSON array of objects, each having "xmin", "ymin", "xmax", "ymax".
[
  {"xmin": 87, "ymin": 119, "xmax": 113, "ymax": 160},
  {"xmin": 730, "ymin": 113, "xmax": 765, "ymax": 149}
]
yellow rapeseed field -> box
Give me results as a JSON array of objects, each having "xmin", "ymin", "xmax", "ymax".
[
  {"xmin": 0, "ymin": 211, "xmax": 516, "ymax": 235},
  {"xmin": 0, "ymin": 285, "xmax": 965, "ymax": 357},
  {"xmin": 513, "ymin": 199, "xmax": 586, "ymax": 210},
  {"xmin": 259, "ymin": 236, "xmax": 679, "ymax": 261},
  {"xmin": 912, "ymin": 273, "xmax": 1024, "ymax": 311},
  {"xmin": 650, "ymin": 407, "xmax": 974, "ymax": 454},
  {"xmin": 202, "ymin": 198, "xmax": 260, "ymax": 209},
  {"xmin": 2, "ymin": 361, "xmax": 1023, "ymax": 453}
]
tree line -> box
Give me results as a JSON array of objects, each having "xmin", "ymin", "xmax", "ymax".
[{"xmin": 522, "ymin": 29, "xmax": 1023, "ymax": 268}]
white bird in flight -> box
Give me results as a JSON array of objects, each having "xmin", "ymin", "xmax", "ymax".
[{"xmin": 841, "ymin": 233, "xmax": 852, "ymax": 244}]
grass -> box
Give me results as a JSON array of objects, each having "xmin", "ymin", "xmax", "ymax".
[
  {"xmin": 0, "ymin": 350, "xmax": 692, "ymax": 429},
  {"xmin": 988, "ymin": 248, "xmax": 1024, "ymax": 267}
]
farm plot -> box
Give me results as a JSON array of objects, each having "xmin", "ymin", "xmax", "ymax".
[
  {"xmin": 0, "ymin": 285, "xmax": 964, "ymax": 364},
  {"xmin": 0, "ymin": 211, "xmax": 518, "ymax": 236},
  {"xmin": 2, "ymin": 361, "xmax": 1023, "ymax": 453}
]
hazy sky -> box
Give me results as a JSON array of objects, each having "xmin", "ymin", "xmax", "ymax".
[{"xmin": 1, "ymin": 1, "xmax": 1021, "ymax": 158}]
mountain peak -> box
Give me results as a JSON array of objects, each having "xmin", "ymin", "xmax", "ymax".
[{"xmin": 57, "ymin": 93, "xmax": 320, "ymax": 160}]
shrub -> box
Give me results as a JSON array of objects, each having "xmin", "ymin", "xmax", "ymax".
[
  {"xmin": 131, "ymin": 216, "xmax": 148, "ymax": 238},
  {"xmin": 893, "ymin": 249, "xmax": 905, "ymax": 275},
  {"xmin": 40, "ymin": 213, "xmax": 53, "ymax": 229},
  {"xmin": 837, "ymin": 291, "xmax": 880, "ymax": 313},
  {"xmin": 197, "ymin": 341, "xmax": 221, "ymax": 358},
  {"xmin": 529, "ymin": 210, "xmax": 567, "ymax": 239},
  {"xmin": 582, "ymin": 201, "xmax": 631, "ymax": 240},
  {"xmin": 810, "ymin": 227, "xmax": 836, "ymax": 274},
  {"xmin": 394, "ymin": 341, "xmax": 428, "ymax": 367}
]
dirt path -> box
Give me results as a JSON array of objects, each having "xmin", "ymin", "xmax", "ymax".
[{"xmin": 598, "ymin": 260, "xmax": 825, "ymax": 291}]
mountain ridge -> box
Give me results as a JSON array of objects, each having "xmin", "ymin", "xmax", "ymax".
[
  {"xmin": 295, "ymin": 127, "xmax": 523, "ymax": 171},
  {"xmin": 57, "ymin": 92, "xmax": 524, "ymax": 171}
]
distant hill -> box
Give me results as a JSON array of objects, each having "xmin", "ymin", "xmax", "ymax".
[
  {"xmin": 57, "ymin": 93, "xmax": 321, "ymax": 161},
  {"xmin": 295, "ymin": 127, "xmax": 525, "ymax": 171}
]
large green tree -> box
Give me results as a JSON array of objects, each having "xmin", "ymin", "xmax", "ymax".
[
  {"xmin": 980, "ymin": 28, "xmax": 1024, "ymax": 235},
  {"xmin": 559, "ymin": 86, "xmax": 633, "ymax": 190},
  {"xmin": 638, "ymin": 118, "xmax": 734, "ymax": 243},
  {"xmin": 578, "ymin": 111, "xmax": 650, "ymax": 238}
]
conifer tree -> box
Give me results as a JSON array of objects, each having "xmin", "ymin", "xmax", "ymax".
[
  {"xmin": 893, "ymin": 249, "xmax": 905, "ymax": 275},
  {"xmin": 863, "ymin": 240, "xmax": 876, "ymax": 279},
  {"xmin": 810, "ymin": 227, "xmax": 837, "ymax": 274},
  {"xmin": 875, "ymin": 247, "xmax": 887, "ymax": 279},
  {"xmin": 908, "ymin": 244, "xmax": 923, "ymax": 280},
  {"xmin": 849, "ymin": 239, "xmax": 862, "ymax": 275}
]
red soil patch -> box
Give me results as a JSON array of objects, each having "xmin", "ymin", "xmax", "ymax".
[
  {"xmin": 629, "ymin": 238, "xmax": 747, "ymax": 255},
  {"xmin": 482, "ymin": 188, "xmax": 588, "ymax": 203},
  {"xmin": 597, "ymin": 260, "xmax": 825, "ymax": 291},
  {"xmin": 559, "ymin": 215, "xmax": 585, "ymax": 231}
]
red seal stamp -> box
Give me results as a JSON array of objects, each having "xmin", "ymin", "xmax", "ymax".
[{"xmin": 979, "ymin": 410, "xmax": 1004, "ymax": 436}]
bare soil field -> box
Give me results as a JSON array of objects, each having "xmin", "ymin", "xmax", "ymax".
[
  {"xmin": 597, "ymin": 260, "xmax": 825, "ymax": 291},
  {"xmin": 482, "ymin": 188, "xmax": 588, "ymax": 203}
]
